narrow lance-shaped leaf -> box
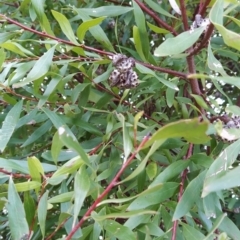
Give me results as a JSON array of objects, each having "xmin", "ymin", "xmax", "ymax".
[
  {"xmin": 73, "ymin": 165, "xmax": 90, "ymax": 226},
  {"xmin": 77, "ymin": 16, "xmax": 106, "ymax": 42},
  {"xmin": 173, "ymin": 170, "xmax": 207, "ymax": 220},
  {"xmin": 13, "ymin": 45, "xmax": 56, "ymax": 87},
  {"xmin": 51, "ymin": 10, "xmax": 79, "ymax": 45},
  {"xmin": 207, "ymin": 43, "xmax": 227, "ymax": 76},
  {"xmin": 7, "ymin": 177, "xmax": 29, "ymax": 240},
  {"xmin": 209, "ymin": 0, "xmax": 240, "ymax": 51},
  {"xmin": 154, "ymin": 27, "xmax": 205, "ymax": 57},
  {"xmin": 38, "ymin": 191, "xmax": 49, "ymax": 238},
  {"xmin": 58, "ymin": 126, "xmax": 91, "ymax": 166},
  {"xmin": 76, "ymin": 6, "xmax": 133, "ymax": 17},
  {"xmin": 143, "ymin": 118, "xmax": 210, "ymax": 149},
  {"xmin": 116, "ymin": 113, "xmax": 133, "ymax": 163},
  {"xmin": 0, "ymin": 100, "xmax": 23, "ymax": 152}
]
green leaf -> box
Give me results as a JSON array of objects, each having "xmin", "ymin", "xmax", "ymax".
[
  {"xmin": 219, "ymin": 215, "xmax": 240, "ymax": 240},
  {"xmin": 42, "ymin": 108, "xmax": 76, "ymax": 138},
  {"xmin": 133, "ymin": 26, "xmax": 146, "ymax": 61},
  {"xmin": 127, "ymin": 182, "xmax": 178, "ymax": 210},
  {"xmin": 51, "ymin": 131, "xmax": 64, "ymax": 165},
  {"xmin": 191, "ymin": 94, "xmax": 209, "ymax": 110},
  {"xmin": 48, "ymin": 191, "xmax": 73, "ymax": 204},
  {"xmin": 203, "ymin": 164, "xmax": 240, "ymax": 197},
  {"xmin": 210, "ymin": 0, "xmax": 240, "ymax": 51},
  {"xmin": 143, "ymin": 118, "xmax": 210, "ymax": 149},
  {"xmin": 116, "ymin": 113, "xmax": 133, "ymax": 162},
  {"xmin": 13, "ymin": 45, "xmax": 56, "ymax": 87},
  {"xmin": 173, "ymin": 170, "xmax": 207, "ymax": 220},
  {"xmin": 145, "ymin": 0, "xmax": 177, "ymax": 19},
  {"xmin": 181, "ymin": 222, "xmax": 205, "ymax": 240},
  {"xmin": 0, "ymin": 100, "xmax": 23, "ymax": 152},
  {"xmin": 154, "ymin": 27, "xmax": 205, "ymax": 57},
  {"xmin": 0, "ymin": 48, "xmax": 6, "ymax": 71},
  {"xmin": 37, "ymin": 73, "xmax": 62, "ymax": 108},
  {"xmin": 105, "ymin": 219, "xmax": 136, "ymax": 240},
  {"xmin": 31, "ymin": 0, "xmax": 55, "ymax": 36},
  {"xmin": 51, "ymin": 10, "xmax": 79, "ymax": 45},
  {"xmin": 92, "ymin": 209, "xmax": 157, "ymax": 221},
  {"xmin": 58, "ymin": 126, "xmax": 91, "ymax": 166},
  {"xmin": 21, "ymin": 120, "xmax": 52, "ymax": 147},
  {"xmin": 136, "ymin": 63, "xmax": 179, "ymax": 90},
  {"xmin": 24, "ymin": 191, "xmax": 36, "ymax": 226},
  {"xmin": 73, "ymin": 166, "xmax": 90, "ymax": 226},
  {"xmin": 98, "ymin": 184, "xmax": 163, "ymax": 207},
  {"xmin": 207, "ymin": 43, "xmax": 227, "ymax": 76},
  {"xmin": 77, "ymin": 6, "xmax": 133, "ymax": 17},
  {"xmin": 150, "ymin": 160, "xmax": 190, "ymax": 187},
  {"xmin": 7, "ymin": 177, "xmax": 29, "ymax": 240},
  {"xmin": 50, "ymin": 156, "xmax": 84, "ymax": 178},
  {"xmin": 14, "ymin": 181, "xmax": 42, "ymax": 192},
  {"xmin": 38, "ymin": 190, "xmax": 49, "ymax": 238},
  {"xmin": 147, "ymin": 22, "xmax": 170, "ymax": 34},
  {"xmin": 146, "ymin": 162, "xmax": 157, "ymax": 180},
  {"xmin": 225, "ymin": 105, "xmax": 240, "ymax": 116},
  {"xmin": 202, "ymin": 139, "xmax": 240, "ymax": 197},
  {"xmin": 0, "ymin": 158, "xmax": 29, "ymax": 174},
  {"xmin": 28, "ymin": 156, "xmax": 44, "ymax": 183},
  {"xmin": 132, "ymin": 0, "xmax": 150, "ymax": 59},
  {"xmin": 77, "ymin": 16, "xmax": 106, "ymax": 42},
  {"xmin": 0, "ymin": 32, "xmax": 17, "ymax": 44},
  {"xmin": 72, "ymin": 7, "xmax": 114, "ymax": 51},
  {"xmin": 0, "ymin": 42, "xmax": 34, "ymax": 57}
]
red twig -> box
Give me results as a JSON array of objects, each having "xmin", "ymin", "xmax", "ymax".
[
  {"xmin": 0, "ymin": 15, "xmax": 186, "ymax": 79},
  {"xmin": 134, "ymin": 0, "xmax": 178, "ymax": 36},
  {"xmin": 198, "ymin": 0, "xmax": 211, "ymax": 16},
  {"xmin": 0, "ymin": 14, "xmax": 111, "ymax": 57},
  {"xmin": 65, "ymin": 134, "xmax": 151, "ymax": 240},
  {"xmin": 171, "ymin": 144, "xmax": 193, "ymax": 240},
  {"xmin": 188, "ymin": 24, "xmax": 214, "ymax": 57},
  {"xmin": 179, "ymin": 0, "xmax": 202, "ymax": 96}
]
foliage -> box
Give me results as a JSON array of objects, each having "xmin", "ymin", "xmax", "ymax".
[{"xmin": 0, "ymin": 0, "xmax": 240, "ymax": 239}]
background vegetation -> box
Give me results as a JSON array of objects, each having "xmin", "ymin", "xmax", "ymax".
[{"xmin": 1, "ymin": 0, "xmax": 240, "ymax": 239}]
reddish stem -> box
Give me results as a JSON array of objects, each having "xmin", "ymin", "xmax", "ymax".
[
  {"xmin": 65, "ymin": 134, "xmax": 151, "ymax": 240},
  {"xmin": 188, "ymin": 24, "xmax": 214, "ymax": 57},
  {"xmin": 134, "ymin": 0, "xmax": 178, "ymax": 36},
  {"xmin": 171, "ymin": 144, "xmax": 193, "ymax": 240},
  {"xmin": 179, "ymin": 0, "xmax": 202, "ymax": 96}
]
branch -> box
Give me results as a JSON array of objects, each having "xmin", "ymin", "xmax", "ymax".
[
  {"xmin": 179, "ymin": 0, "xmax": 202, "ymax": 96},
  {"xmin": 140, "ymin": 61, "xmax": 187, "ymax": 79},
  {"xmin": 0, "ymin": 14, "xmax": 111, "ymax": 57},
  {"xmin": 188, "ymin": 24, "xmax": 214, "ymax": 57},
  {"xmin": 65, "ymin": 134, "xmax": 151, "ymax": 240},
  {"xmin": 171, "ymin": 143, "xmax": 193, "ymax": 240},
  {"xmin": 134, "ymin": 0, "xmax": 178, "ymax": 36},
  {"xmin": 198, "ymin": 0, "xmax": 211, "ymax": 16},
  {"xmin": 0, "ymin": 15, "xmax": 186, "ymax": 79},
  {"xmin": 179, "ymin": 0, "xmax": 189, "ymax": 31}
]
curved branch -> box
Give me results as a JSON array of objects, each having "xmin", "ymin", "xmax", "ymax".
[
  {"xmin": 0, "ymin": 14, "xmax": 187, "ymax": 79},
  {"xmin": 188, "ymin": 24, "xmax": 214, "ymax": 57},
  {"xmin": 134, "ymin": 0, "xmax": 178, "ymax": 36}
]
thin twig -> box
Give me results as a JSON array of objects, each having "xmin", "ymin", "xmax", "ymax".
[
  {"xmin": 179, "ymin": 0, "xmax": 202, "ymax": 96},
  {"xmin": 134, "ymin": 0, "xmax": 178, "ymax": 36},
  {"xmin": 65, "ymin": 134, "xmax": 151, "ymax": 240},
  {"xmin": 0, "ymin": 15, "xmax": 186, "ymax": 79},
  {"xmin": 188, "ymin": 24, "xmax": 214, "ymax": 57},
  {"xmin": 171, "ymin": 143, "xmax": 193, "ymax": 240},
  {"xmin": 198, "ymin": 0, "xmax": 211, "ymax": 16}
]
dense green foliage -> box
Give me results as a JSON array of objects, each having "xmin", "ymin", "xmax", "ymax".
[{"xmin": 1, "ymin": 0, "xmax": 240, "ymax": 239}]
